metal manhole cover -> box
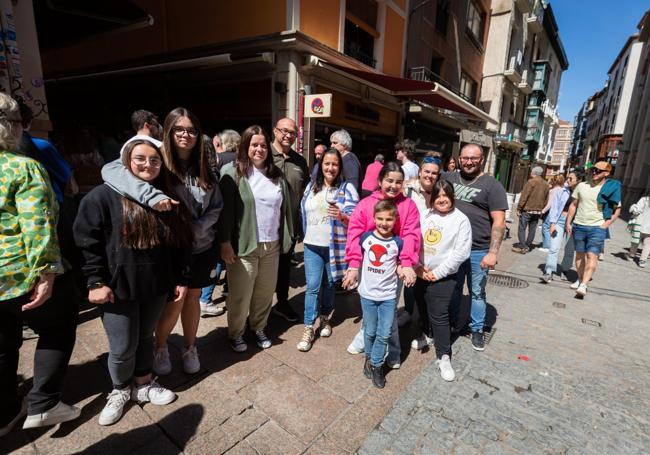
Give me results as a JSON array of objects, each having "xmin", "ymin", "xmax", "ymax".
[{"xmin": 487, "ymin": 273, "xmax": 529, "ymax": 288}]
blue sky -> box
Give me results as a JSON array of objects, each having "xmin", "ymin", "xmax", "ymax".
[{"xmin": 552, "ymin": 0, "xmax": 648, "ymax": 122}]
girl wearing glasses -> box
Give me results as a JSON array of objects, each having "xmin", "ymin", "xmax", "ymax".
[
  {"xmin": 101, "ymin": 108, "xmax": 223, "ymax": 377},
  {"xmin": 74, "ymin": 139, "xmax": 193, "ymax": 425}
]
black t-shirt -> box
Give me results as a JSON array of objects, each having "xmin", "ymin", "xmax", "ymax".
[{"xmin": 444, "ymin": 173, "xmax": 508, "ymax": 250}]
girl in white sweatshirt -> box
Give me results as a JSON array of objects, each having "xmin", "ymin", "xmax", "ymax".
[{"xmin": 412, "ymin": 180, "xmax": 472, "ymax": 381}]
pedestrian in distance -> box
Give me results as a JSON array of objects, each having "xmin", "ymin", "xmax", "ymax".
[
  {"xmin": 360, "ymin": 154, "xmax": 385, "ymax": 198},
  {"xmin": 330, "ymin": 129, "xmax": 361, "ymax": 194},
  {"xmin": 101, "ymin": 107, "xmax": 223, "ymax": 376},
  {"xmin": 74, "ymin": 139, "xmax": 193, "ymax": 426},
  {"xmin": 412, "ymin": 180, "xmax": 472, "ymax": 382},
  {"xmin": 219, "ymin": 125, "xmax": 294, "ymax": 353},
  {"xmin": 540, "ymin": 176, "xmax": 564, "ymax": 252},
  {"xmin": 512, "ymin": 166, "xmax": 548, "ymax": 254},
  {"xmin": 629, "ymin": 191, "xmax": 650, "ymax": 268},
  {"xmin": 395, "ymin": 139, "xmax": 420, "ymax": 181},
  {"xmin": 445, "ymin": 143, "xmax": 508, "ymax": 351},
  {"xmin": 309, "ymin": 143, "xmax": 327, "ymax": 182},
  {"xmin": 398, "ymin": 155, "xmax": 441, "ymax": 328},
  {"xmin": 297, "ymin": 147, "xmax": 359, "ymax": 351},
  {"xmin": 0, "ymin": 93, "xmax": 80, "ymax": 436},
  {"xmin": 541, "ymin": 172, "xmax": 579, "ymax": 282},
  {"xmin": 565, "ymin": 161, "xmax": 621, "ymax": 297},
  {"xmin": 343, "ymin": 162, "xmax": 421, "ymax": 369},
  {"xmin": 347, "ymin": 199, "xmax": 403, "ymax": 389}
]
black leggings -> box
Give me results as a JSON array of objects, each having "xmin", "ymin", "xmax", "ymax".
[{"xmin": 414, "ymin": 274, "xmax": 457, "ymax": 359}]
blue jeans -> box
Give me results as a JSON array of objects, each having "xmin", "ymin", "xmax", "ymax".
[
  {"xmin": 200, "ymin": 260, "xmax": 225, "ymax": 303},
  {"xmin": 451, "ymin": 249, "xmax": 489, "ymax": 333},
  {"xmin": 303, "ymin": 244, "xmax": 336, "ymax": 326},
  {"xmin": 541, "ymin": 216, "xmax": 551, "ymax": 249},
  {"xmin": 544, "ymin": 216, "xmax": 566, "ymax": 274},
  {"xmin": 360, "ymin": 297, "xmax": 397, "ymax": 367}
]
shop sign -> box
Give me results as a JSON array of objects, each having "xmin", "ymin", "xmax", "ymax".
[{"xmin": 304, "ymin": 94, "xmax": 332, "ymax": 118}]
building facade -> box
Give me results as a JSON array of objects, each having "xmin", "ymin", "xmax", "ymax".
[
  {"xmin": 615, "ymin": 9, "xmax": 650, "ymax": 210},
  {"xmin": 404, "ymin": 0, "xmax": 494, "ymax": 160},
  {"xmin": 479, "ymin": 0, "xmax": 568, "ymax": 192},
  {"xmin": 547, "ymin": 119, "xmax": 572, "ymax": 176},
  {"xmin": 568, "ymin": 101, "xmax": 587, "ymax": 167}
]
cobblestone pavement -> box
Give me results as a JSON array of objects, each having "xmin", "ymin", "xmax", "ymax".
[
  {"xmin": 360, "ymin": 219, "xmax": 650, "ymax": 455},
  {"xmin": 1, "ymin": 245, "xmax": 432, "ymax": 454}
]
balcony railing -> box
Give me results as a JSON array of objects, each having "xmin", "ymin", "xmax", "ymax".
[
  {"xmin": 496, "ymin": 121, "xmax": 526, "ymax": 147},
  {"xmin": 344, "ymin": 47, "xmax": 376, "ymax": 68},
  {"xmin": 524, "ymin": 108, "xmax": 543, "ymax": 143},
  {"xmin": 504, "ymin": 55, "xmax": 522, "ymax": 84},
  {"xmin": 527, "ymin": 0, "xmax": 544, "ymax": 33},
  {"xmin": 408, "ymin": 67, "xmax": 467, "ymax": 101},
  {"xmin": 518, "ymin": 67, "xmax": 534, "ymax": 94}
]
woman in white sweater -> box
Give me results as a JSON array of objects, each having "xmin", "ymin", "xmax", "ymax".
[
  {"xmin": 630, "ymin": 192, "xmax": 650, "ymax": 268},
  {"xmin": 412, "ymin": 180, "xmax": 472, "ymax": 381}
]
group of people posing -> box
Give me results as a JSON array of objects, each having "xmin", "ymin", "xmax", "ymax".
[{"xmin": 1, "ymin": 94, "xmax": 511, "ymax": 434}]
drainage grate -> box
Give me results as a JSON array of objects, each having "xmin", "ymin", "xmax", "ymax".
[{"xmin": 487, "ymin": 273, "xmax": 529, "ymax": 288}]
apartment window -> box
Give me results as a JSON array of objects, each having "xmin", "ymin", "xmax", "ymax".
[
  {"xmin": 435, "ymin": 0, "xmax": 450, "ymax": 36},
  {"xmin": 430, "ymin": 56, "xmax": 444, "ymax": 76},
  {"xmin": 344, "ymin": 0, "xmax": 379, "ymax": 67},
  {"xmin": 466, "ymin": 0, "xmax": 485, "ymax": 46},
  {"xmin": 460, "ymin": 73, "xmax": 477, "ymax": 103}
]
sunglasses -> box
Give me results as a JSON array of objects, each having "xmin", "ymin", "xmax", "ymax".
[{"xmin": 591, "ymin": 168, "xmax": 606, "ymax": 174}]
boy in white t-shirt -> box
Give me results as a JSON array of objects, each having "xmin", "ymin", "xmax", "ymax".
[{"xmin": 357, "ymin": 199, "xmax": 403, "ymax": 389}]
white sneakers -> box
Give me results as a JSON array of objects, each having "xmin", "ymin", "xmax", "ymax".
[
  {"xmin": 570, "ymin": 280, "xmax": 580, "ymax": 289},
  {"xmin": 132, "ymin": 379, "xmax": 176, "ymax": 405},
  {"xmin": 347, "ymin": 343, "xmax": 364, "ymax": 354},
  {"xmin": 153, "ymin": 346, "xmax": 172, "ymax": 376},
  {"xmin": 576, "ymin": 283, "xmax": 588, "ymax": 297},
  {"xmin": 99, "ymin": 388, "xmax": 131, "ymax": 426},
  {"xmin": 22, "ymin": 401, "xmax": 80, "ymax": 429},
  {"xmin": 436, "ymin": 355, "xmax": 456, "ymax": 382},
  {"xmin": 100, "ymin": 380, "xmax": 175, "ymax": 426},
  {"xmin": 182, "ymin": 345, "xmax": 201, "ymax": 374},
  {"xmin": 411, "ymin": 334, "xmax": 434, "ymax": 350}
]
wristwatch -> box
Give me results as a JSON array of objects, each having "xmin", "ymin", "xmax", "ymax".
[{"xmin": 87, "ymin": 282, "xmax": 106, "ymax": 290}]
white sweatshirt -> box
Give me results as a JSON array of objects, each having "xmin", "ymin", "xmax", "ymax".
[{"xmin": 420, "ymin": 208, "xmax": 472, "ymax": 279}]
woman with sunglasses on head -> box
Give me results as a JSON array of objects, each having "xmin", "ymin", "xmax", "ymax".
[
  {"xmin": 74, "ymin": 139, "xmax": 193, "ymax": 425},
  {"xmin": 411, "ymin": 181, "xmax": 471, "ymax": 381},
  {"xmin": 343, "ymin": 162, "xmax": 421, "ymax": 369},
  {"xmin": 218, "ymin": 125, "xmax": 293, "ymax": 353},
  {"xmin": 101, "ymin": 108, "xmax": 222, "ymax": 375},
  {"xmin": 296, "ymin": 147, "xmax": 359, "ymax": 352}
]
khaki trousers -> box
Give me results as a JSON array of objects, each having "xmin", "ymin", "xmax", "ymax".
[{"xmin": 226, "ymin": 241, "xmax": 280, "ymax": 339}]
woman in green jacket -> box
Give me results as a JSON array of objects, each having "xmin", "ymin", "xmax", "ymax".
[{"xmin": 218, "ymin": 125, "xmax": 293, "ymax": 353}]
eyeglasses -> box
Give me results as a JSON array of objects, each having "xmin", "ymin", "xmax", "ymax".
[
  {"xmin": 172, "ymin": 126, "xmax": 198, "ymax": 137},
  {"xmin": 275, "ymin": 127, "xmax": 297, "ymax": 137},
  {"xmin": 131, "ymin": 156, "xmax": 163, "ymax": 168},
  {"xmin": 459, "ymin": 156, "xmax": 481, "ymax": 162}
]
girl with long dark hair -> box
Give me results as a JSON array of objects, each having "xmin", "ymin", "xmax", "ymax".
[
  {"xmin": 218, "ymin": 125, "xmax": 293, "ymax": 352},
  {"xmin": 100, "ymin": 107, "xmax": 223, "ymax": 376},
  {"xmin": 296, "ymin": 148, "xmax": 359, "ymax": 351},
  {"xmin": 74, "ymin": 139, "xmax": 193, "ymax": 425}
]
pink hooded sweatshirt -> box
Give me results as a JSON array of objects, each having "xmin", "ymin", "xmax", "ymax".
[{"xmin": 345, "ymin": 190, "xmax": 421, "ymax": 269}]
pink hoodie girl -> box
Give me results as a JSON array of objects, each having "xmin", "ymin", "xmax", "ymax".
[{"xmin": 345, "ymin": 190, "xmax": 421, "ymax": 269}]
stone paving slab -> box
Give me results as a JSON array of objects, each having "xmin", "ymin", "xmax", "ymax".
[{"xmin": 360, "ymin": 219, "xmax": 650, "ymax": 455}]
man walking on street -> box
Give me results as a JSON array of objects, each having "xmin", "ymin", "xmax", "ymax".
[
  {"xmin": 445, "ymin": 144, "xmax": 508, "ymax": 351},
  {"xmin": 512, "ymin": 166, "xmax": 549, "ymax": 254},
  {"xmin": 565, "ymin": 161, "xmax": 621, "ymax": 297},
  {"xmin": 396, "ymin": 139, "xmax": 420, "ymax": 181},
  {"xmin": 330, "ymin": 129, "xmax": 361, "ymax": 193},
  {"xmin": 271, "ymin": 117, "xmax": 309, "ymax": 321}
]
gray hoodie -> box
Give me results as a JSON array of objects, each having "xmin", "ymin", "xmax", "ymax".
[{"xmin": 101, "ymin": 135, "xmax": 222, "ymax": 254}]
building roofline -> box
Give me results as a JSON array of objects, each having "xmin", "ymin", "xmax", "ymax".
[{"xmin": 607, "ymin": 34, "xmax": 640, "ymax": 74}]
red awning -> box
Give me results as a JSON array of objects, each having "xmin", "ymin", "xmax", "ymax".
[{"xmin": 321, "ymin": 62, "xmax": 496, "ymax": 124}]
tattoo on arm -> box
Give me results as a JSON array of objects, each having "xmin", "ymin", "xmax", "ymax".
[{"xmin": 489, "ymin": 225, "xmax": 505, "ymax": 254}]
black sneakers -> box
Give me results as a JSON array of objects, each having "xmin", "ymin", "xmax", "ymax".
[
  {"xmin": 471, "ymin": 331, "xmax": 485, "ymax": 351},
  {"xmin": 272, "ymin": 301, "xmax": 299, "ymax": 322},
  {"xmin": 371, "ymin": 365, "xmax": 386, "ymax": 389}
]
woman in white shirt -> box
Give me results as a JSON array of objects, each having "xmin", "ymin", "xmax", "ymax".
[
  {"xmin": 297, "ymin": 148, "xmax": 359, "ymax": 351},
  {"xmin": 412, "ymin": 180, "xmax": 472, "ymax": 381},
  {"xmin": 218, "ymin": 126, "xmax": 293, "ymax": 353}
]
